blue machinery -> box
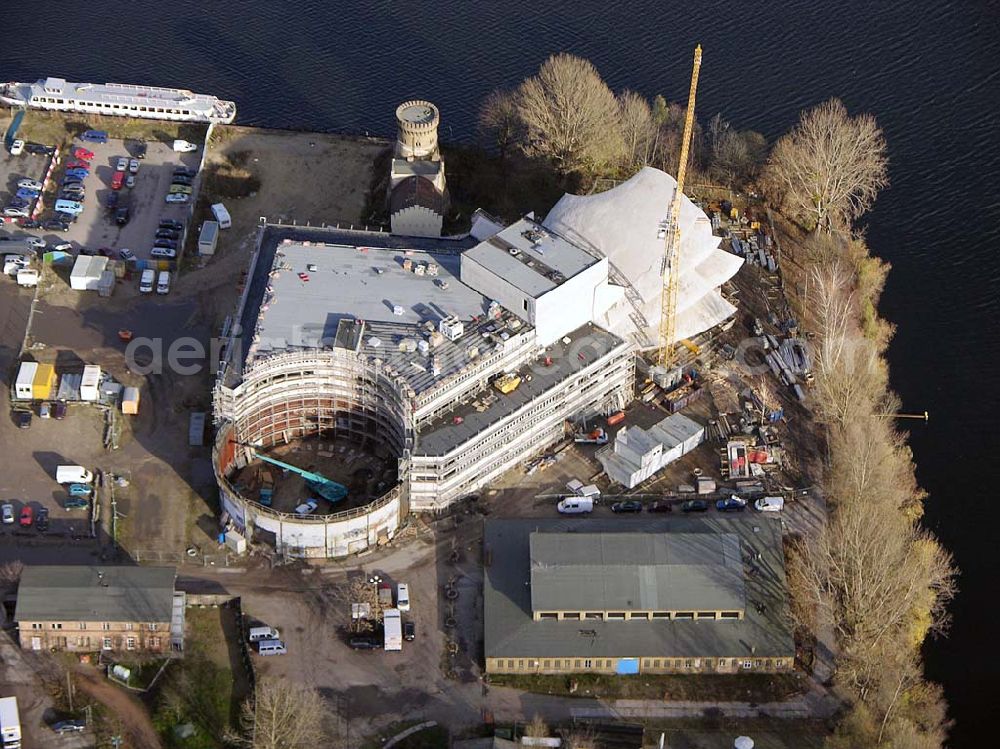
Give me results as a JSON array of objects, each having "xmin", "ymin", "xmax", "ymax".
[{"xmin": 252, "ymin": 451, "xmax": 349, "ymax": 504}]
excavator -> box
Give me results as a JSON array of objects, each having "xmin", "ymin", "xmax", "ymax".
[{"xmin": 249, "ymin": 449, "xmax": 349, "ymax": 504}]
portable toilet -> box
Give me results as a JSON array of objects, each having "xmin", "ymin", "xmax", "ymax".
[
  {"xmin": 15, "ymin": 361, "xmax": 38, "ymax": 400},
  {"xmin": 32, "ymin": 363, "xmax": 56, "ymax": 400}
]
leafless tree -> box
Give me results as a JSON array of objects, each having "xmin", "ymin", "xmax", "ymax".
[
  {"xmin": 617, "ymin": 90, "xmax": 657, "ymax": 170},
  {"xmin": 764, "ymin": 98, "xmax": 888, "ymax": 232},
  {"xmin": 477, "ymin": 88, "xmax": 524, "ymax": 162},
  {"xmin": 525, "ymin": 714, "xmax": 549, "ymax": 738},
  {"xmin": 232, "ymin": 677, "xmax": 327, "ymax": 749},
  {"xmin": 516, "ymin": 53, "xmax": 624, "ymax": 174},
  {"xmin": 0, "ymin": 560, "xmax": 24, "ymax": 590},
  {"xmin": 706, "ymin": 114, "xmax": 767, "ymax": 187}
]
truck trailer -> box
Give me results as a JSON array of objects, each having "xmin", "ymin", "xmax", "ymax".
[
  {"xmin": 383, "ymin": 609, "xmax": 402, "ymax": 651},
  {"xmin": 0, "ymin": 696, "xmax": 21, "ymax": 749}
]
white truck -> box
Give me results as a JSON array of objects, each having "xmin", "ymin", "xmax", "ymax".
[
  {"xmin": 56, "ymin": 465, "xmax": 93, "ymax": 484},
  {"xmin": 139, "ymin": 269, "xmax": 155, "ymax": 294},
  {"xmin": 0, "ymin": 696, "xmax": 21, "ymax": 749},
  {"xmin": 383, "ymin": 609, "xmax": 402, "ymax": 651}
]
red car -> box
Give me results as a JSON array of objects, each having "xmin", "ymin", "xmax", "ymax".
[
  {"xmin": 66, "ymin": 159, "xmax": 90, "ymax": 169},
  {"xmin": 111, "ymin": 171, "xmax": 126, "ymax": 190},
  {"xmin": 19, "ymin": 506, "xmax": 33, "ymax": 527},
  {"xmin": 72, "ymin": 146, "xmax": 94, "ymax": 161}
]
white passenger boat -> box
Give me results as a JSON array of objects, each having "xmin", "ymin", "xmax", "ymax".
[{"xmin": 1, "ymin": 77, "xmax": 236, "ymax": 124}]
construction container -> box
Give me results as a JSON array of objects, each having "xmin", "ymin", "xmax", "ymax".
[
  {"xmin": 31, "ymin": 363, "xmax": 56, "ymax": 400},
  {"xmin": 14, "ymin": 362, "xmax": 38, "ymax": 400},
  {"xmin": 121, "ymin": 386, "xmax": 140, "ymax": 415},
  {"xmin": 80, "ymin": 365, "xmax": 101, "ymax": 402},
  {"xmin": 607, "ymin": 411, "xmax": 625, "ymax": 426},
  {"xmin": 224, "ymin": 529, "xmax": 247, "ymax": 554},
  {"xmin": 189, "ymin": 412, "xmax": 206, "ymax": 446},
  {"xmin": 199, "ymin": 221, "xmax": 219, "ymax": 256}
]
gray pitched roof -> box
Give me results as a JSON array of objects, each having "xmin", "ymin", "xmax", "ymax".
[
  {"xmin": 15, "ymin": 566, "xmax": 176, "ymax": 623},
  {"xmin": 529, "ymin": 531, "xmax": 744, "ymax": 613},
  {"xmin": 484, "ymin": 518, "xmax": 795, "ymax": 660}
]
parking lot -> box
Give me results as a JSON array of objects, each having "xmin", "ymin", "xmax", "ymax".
[
  {"xmin": 44, "ymin": 138, "xmax": 201, "ymax": 260},
  {"xmin": 0, "ymin": 147, "xmax": 50, "ymax": 223}
]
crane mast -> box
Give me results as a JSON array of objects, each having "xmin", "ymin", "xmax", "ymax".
[{"xmin": 657, "ymin": 44, "xmax": 702, "ymax": 369}]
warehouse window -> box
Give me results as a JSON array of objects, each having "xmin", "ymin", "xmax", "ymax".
[
  {"xmin": 102, "ymin": 637, "xmax": 112, "ymax": 650},
  {"xmin": 720, "ymin": 611, "xmax": 740, "ymax": 619},
  {"xmin": 652, "ymin": 611, "xmax": 670, "ymax": 619},
  {"xmin": 607, "ymin": 612, "xmax": 626, "ymax": 620},
  {"xmin": 584, "ymin": 659, "xmax": 592, "ymax": 668}
]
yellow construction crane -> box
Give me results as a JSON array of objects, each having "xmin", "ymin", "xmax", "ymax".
[{"xmin": 657, "ymin": 44, "xmax": 703, "ymax": 369}]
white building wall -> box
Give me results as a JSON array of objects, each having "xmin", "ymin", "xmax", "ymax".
[
  {"xmin": 460, "ymin": 253, "xmax": 535, "ymax": 326},
  {"xmin": 533, "ymin": 258, "xmax": 610, "ymax": 346}
]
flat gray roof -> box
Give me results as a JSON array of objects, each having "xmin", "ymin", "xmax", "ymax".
[
  {"xmin": 252, "ymin": 242, "xmax": 489, "ymax": 353},
  {"xmin": 463, "ymin": 217, "xmax": 599, "ymax": 298},
  {"xmin": 529, "ymin": 531, "xmax": 744, "ymax": 614},
  {"xmin": 484, "ymin": 518, "xmax": 794, "ymax": 660},
  {"xmin": 15, "ymin": 565, "xmax": 176, "ymax": 623},
  {"xmin": 414, "ymin": 324, "xmax": 624, "ymax": 457}
]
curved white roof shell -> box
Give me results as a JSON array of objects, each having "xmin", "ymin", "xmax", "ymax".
[{"xmin": 543, "ymin": 167, "xmax": 742, "ymax": 348}]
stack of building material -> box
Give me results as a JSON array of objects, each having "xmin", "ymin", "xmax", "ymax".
[{"xmin": 597, "ymin": 412, "xmax": 705, "ymax": 488}]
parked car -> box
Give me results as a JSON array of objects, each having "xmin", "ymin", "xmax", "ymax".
[
  {"xmin": 65, "ymin": 167, "xmax": 89, "ymax": 178},
  {"xmin": 3, "ymin": 207, "xmax": 30, "ymax": 218},
  {"xmin": 53, "ymin": 242, "xmax": 73, "ymax": 252},
  {"xmin": 154, "ymin": 239, "xmax": 177, "ymax": 250},
  {"xmin": 105, "ymin": 192, "xmax": 119, "ymax": 209},
  {"xmin": 1, "ymin": 503, "xmax": 13, "ymax": 524},
  {"xmin": 754, "ymin": 496, "xmax": 785, "ymax": 513},
  {"xmin": 156, "ymin": 229, "xmax": 180, "ymax": 240},
  {"xmin": 65, "ymin": 159, "xmax": 90, "ymax": 169},
  {"xmin": 42, "ymin": 219, "xmax": 70, "ymax": 231},
  {"xmin": 15, "ymin": 189, "xmax": 39, "ymax": 201},
  {"xmin": 53, "ymin": 401, "xmax": 67, "ymax": 420},
  {"xmin": 168, "ymin": 184, "xmax": 193, "ymax": 195},
  {"xmin": 128, "ymin": 158, "xmax": 139, "ymax": 174},
  {"xmin": 15, "ymin": 410, "xmax": 31, "ymax": 429},
  {"xmin": 159, "ymin": 219, "xmax": 184, "ymax": 231},
  {"xmin": 34, "ymin": 507, "xmax": 49, "ymax": 532},
  {"xmin": 115, "ymin": 157, "xmax": 128, "ymax": 172},
  {"xmin": 51, "ymin": 720, "xmax": 87, "ymax": 734},
  {"xmin": 54, "ymin": 200, "xmax": 84, "ymax": 215},
  {"xmin": 68, "ymin": 483, "xmax": 92, "ymax": 497},
  {"xmin": 111, "ymin": 171, "xmax": 126, "ymax": 190},
  {"xmin": 61, "ymin": 183, "xmax": 85, "ymax": 194},
  {"xmin": 25, "ymin": 143, "xmax": 56, "ymax": 155},
  {"xmin": 716, "ymin": 496, "xmax": 748, "ymax": 512},
  {"xmin": 165, "ymin": 193, "xmax": 189, "ymax": 204},
  {"xmin": 39, "ymin": 402, "xmax": 51, "ymax": 419},
  {"xmin": 17, "ymin": 179, "xmax": 43, "ymax": 191},
  {"xmin": 126, "ymin": 174, "xmax": 136, "ymax": 188},
  {"xmin": 294, "ymin": 499, "xmax": 319, "ymax": 515},
  {"xmin": 64, "ymin": 497, "xmax": 89, "ymax": 510},
  {"xmin": 9, "ymin": 139, "xmax": 25, "ymax": 155},
  {"xmin": 403, "ymin": 621, "xmax": 416, "ymax": 641},
  {"xmin": 115, "ymin": 206, "xmax": 130, "ymax": 225},
  {"xmin": 647, "ymin": 500, "xmax": 672, "ymax": 513},
  {"xmin": 170, "ymin": 175, "xmax": 193, "ymax": 186},
  {"xmin": 19, "ymin": 505, "xmax": 33, "ymax": 527},
  {"xmin": 24, "ymin": 237, "xmax": 46, "ymax": 249},
  {"xmin": 72, "ymin": 146, "xmax": 95, "ymax": 160},
  {"xmin": 150, "ymin": 244, "xmax": 175, "ymax": 257},
  {"xmin": 681, "ymin": 499, "xmax": 709, "ymax": 513},
  {"xmin": 349, "ymin": 637, "xmax": 379, "ymax": 650},
  {"xmin": 118, "ymin": 248, "xmax": 136, "ymax": 261},
  {"xmin": 19, "ymin": 219, "xmax": 41, "ymax": 229},
  {"xmin": 173, "ymin": 167, "xmax": 197, "ymax": 177},
  {"xmin": 611, "ymin": 500, "xmax": 643, "ymax": 513},
  {"xmin": 81, "ymin": 130, "xmax": 109, "ymax": 143},
  {"xmin": 54, "ymin": 211, "xmax": 78, "ymax": 223}
]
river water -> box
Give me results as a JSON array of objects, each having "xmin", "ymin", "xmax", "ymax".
[{"xmin": 4, "ymin": 1, "xmax": 998, "ymax": 744}]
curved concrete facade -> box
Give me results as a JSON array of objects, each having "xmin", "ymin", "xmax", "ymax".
[{"xmin": 213, "ymin": 348, "xmax": 411, "ymax": 559}]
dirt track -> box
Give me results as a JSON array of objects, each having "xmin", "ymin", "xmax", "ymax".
[{"xmin": 75, "ymin": 668, "xmax": 162, "ymax": 749}]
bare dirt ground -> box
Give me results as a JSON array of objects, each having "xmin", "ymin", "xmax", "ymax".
[{"xmin": 73, "ymin": 666, "xmax": 162, "ymax": 749}]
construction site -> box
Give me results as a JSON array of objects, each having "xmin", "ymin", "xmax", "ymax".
[{"xmin": 206, "ymin": 51, "xmax": 814, "ymax": 565}]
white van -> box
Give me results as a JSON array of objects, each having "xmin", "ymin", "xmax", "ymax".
[
  {"xmin": 156, "ymin": 271, "xmax": 170, "ymax": 295},
  {"xmin": 557, "ymin": 497, "xmax": 594, "ymax": 514},
  {"xmin": 56, "ymin": 465, "xmax": 93, "ymax": 484},
  {"xmin": 139, "ymin": 269, "xmax": 155, "ymax": 294},
  {"xmin": 257, "ymin": 639, "xmax": 287, "ymax": 656},
  {"xmin": 248, "ymin": 626, "xmax": 280, "ymax": 643},
  {"xmin": 396, "ymin": 583, "xmax": 410, "ymax": 612},
  {"xmin": 211, "ymin": 203, "xmax": 232, "ymax": 229},
  {"xmin": 754, "ymin": 496, "xmax": 785, "ymax": 513}
]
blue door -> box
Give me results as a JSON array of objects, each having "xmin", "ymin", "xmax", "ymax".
[{"xmin": 616, "ymin": 658, "xmax": 640, "ymax": 675}]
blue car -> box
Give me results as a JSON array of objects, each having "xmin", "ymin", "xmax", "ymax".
[
  {"xmin": 65, "ymin": 169, "xmax": 89, "ymax": 179},
  {"xmin": 68, "ymin": 483, "xmax": 92, "ymax": 497},
  {"xmin": 15, "ymin": 188, "xmax": 39, "ymax": 201},
  {"xmin": 716, "ymin": 496, "xmax": 748, "ymax": 512},
  {"xmin": 62, "ymin": 176, "xmax": 84, "ymax": 186},
  {"xmin": 81, "ymin": 130, "xmax": 108, "ymax": 143}
]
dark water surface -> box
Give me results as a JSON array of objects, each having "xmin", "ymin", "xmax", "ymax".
[{"xmin": 4, "ymin": 1, "xmax": 998, "ymax": 744}]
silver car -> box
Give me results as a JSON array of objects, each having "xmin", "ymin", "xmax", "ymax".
[{"xmin": 1, "ymin": 503, "xmax": 13, "ymax": 525}]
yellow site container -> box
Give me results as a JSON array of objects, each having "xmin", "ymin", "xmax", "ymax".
[{"xmin": 32, "ymin": 363, "xmax": 56, "ymax": 400}]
